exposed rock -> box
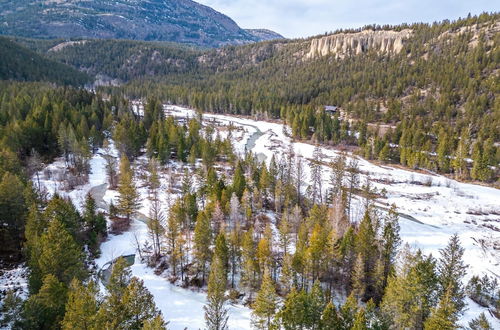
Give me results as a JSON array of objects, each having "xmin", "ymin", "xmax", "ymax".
[
  {"xmin": 306, "ymin": 29, "xmax": 413, "ymax": 59},
  {"xmin": 245, "ymin": 29, "xmax": 284, "ymax": 41}
]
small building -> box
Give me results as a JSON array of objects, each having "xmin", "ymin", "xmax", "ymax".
[{"xmin": 324, "ymin": 105, "xmax": 338, "ymax": 114}]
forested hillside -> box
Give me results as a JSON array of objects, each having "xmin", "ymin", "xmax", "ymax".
[
  {"xmin": 36, "ymin": 14, "xmax": 498, "ymax": 182},
  {"xmin": 111, "ymin": 13, "xmax": 499, "ymax": 183},
  {"xmin": 0, "ymin": 37, "xmax": 90, "ymax": 86}
]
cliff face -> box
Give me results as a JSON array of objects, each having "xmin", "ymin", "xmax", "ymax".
[{"xmin": 306, "ymin": 29, "xmax": 412, "ymax": 59}]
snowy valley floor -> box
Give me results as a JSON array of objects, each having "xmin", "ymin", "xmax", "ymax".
[{"xmin": 27, "ymin": 105, "xmax": 500, "ymax": 329}]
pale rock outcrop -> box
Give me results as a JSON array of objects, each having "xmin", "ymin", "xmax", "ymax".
[{"xmin": 306, "ymin": 29, "xmax": 413, "ymax": 59}]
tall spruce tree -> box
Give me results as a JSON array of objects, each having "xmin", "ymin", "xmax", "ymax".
[
  {"xmin": 252, "ymin": 269, "xmax": 278, "ymax": 329},
  {"xmin": 62, "ymin": 279, "xmax": 99, "ymax": 330},
  {"xmin": 204, "ymin": 255, "xmax": 229, "ymax": 330},
  {"xmin": 117, "ymin": 154, "xmax": 141, "ymax": 222},
  {"xmin": 437, "ymin": 234, "xmax": 467, "ymax": 316}
]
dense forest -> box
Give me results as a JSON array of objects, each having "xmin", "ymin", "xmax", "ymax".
[
  {"xmin": 0, "ymin": 81, "xmax": 498, "ymax": 329},
  {"xmin": 0, "ymin": 11, "xmax": 498, "ymax": 330},
  {"xmin": 0, "ymin": 37, "xmax": 90, "ymax": 86},
  {"xmin": 108, "ymin": 13, "xmax": 500, "ymax": 183},
  {"xmin": 27, "ymin": 13, "xmax": 497, "ymax": 182}
]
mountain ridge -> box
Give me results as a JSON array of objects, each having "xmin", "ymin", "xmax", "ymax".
[{"xmin": 0, "ymin": 0, "xmax": 282, "ymax": 47}]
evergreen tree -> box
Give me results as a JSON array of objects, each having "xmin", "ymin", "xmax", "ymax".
[
  {"xmin": 381, "ymin": 249, "xmax": 439, "ymax": 330},
  {"xmin": 38, "ymin": 219, "xmax": 86, "ymax": 287},
  {"xmin": 194, "ymin": 211, "xmax": 212, "ymax": 285},
  {"xmin": 468, "ymin": 313, "xmax": 493, "ymax": 330},
  {"xmin": 278, "ymin": 288, "xmax": 309, "ymax": 329},
  {"xmin": 121, "ymin": 277, "xmax": 163, "ymax": 329},
  {"xmin": 141, "ymin": 315, "xmax": 168, "ymax": 330},
  {"xmin": 62, "ymin": 279, "xmax": 99, "ymax": 330},
  {"xmin": 352, "ymin": 309, "xmax": 368, "ymax": 330},
  {"xmin": 320, "ymin": 302, "xmax": 342, "ymax": 330},
  {"xmin": 204, "ymin": 256, "xmax": 229, "ymax": 330},
  {"xmin": 252, "ymin": 269, "xmax": 278, "ymax": 329},
  {"xmin": 380, "ymin": 205, "xmax": 401, "ymax": 294},
  {"xmin": 437, "ymin": 234, "xmax": 467, "ymax": 316},
  {"xmin": 0, "ymin": 172, "xmax": 26, "ymax": 259},
  {"xmin": 423, "ymin": 285, "xmax": 457, "ymax": 330},
  {"xmin": 117, "ymin": 154, "xmax": 141, "ymax": 222},
  {"xmin": 22, "ymin": 274, "xmax": 68, "ymax": 329}
]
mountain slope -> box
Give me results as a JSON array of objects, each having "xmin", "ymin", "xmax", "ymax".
[
  {"xmin": 245, "ymin": 29, "xmax": 284, "ymax": 41},
  {"xmin": 0, "ymin": 0, "xmax": 277, "ymax": 47},
  {"xmin": 0, "ymin": 37, "xmax": 90, "ymax": 86}
]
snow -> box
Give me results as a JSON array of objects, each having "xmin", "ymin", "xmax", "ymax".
[
  {"xmin": 30, "ymin": 105, "xmax": 500, "ymax": 327},
  {"xmin": 0, "ymin": 265, "xmax": 28, "ymax": 300},
  {"xmin": 167, "ymin": 105, "xmax": 500, "ymax": 327}
]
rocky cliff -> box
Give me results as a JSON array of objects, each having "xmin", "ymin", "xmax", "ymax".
[{"xmin": 306, "ymin": 29, "xmax": 412, "ymax": 59}]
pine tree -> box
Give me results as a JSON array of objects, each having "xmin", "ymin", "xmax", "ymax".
[
  {"xmin": 307, "ymin": 280, "xmax": 326, "ymax": 329},
  {"xmin": 252, "ymin": 269, "xmax": 278, "ymax": 329},
  {"xmin": 381, "ymin": 249, "xmax": 439, "ymax": 330},
  {"xmin": 107, "ymin": 257, "xmax": 132, "ymax": 297},
  {"xmin": 62, "ymin": 279, "xmax": 99, "ymax": 330},
  {"xmin": 328, "ymin": 153, "xmax": 346, "ymax": 203},
  {"xmin": 117, "ymin": 154, "xmax": 141, "ymax": 222},
  {"xmin": 306, "ymin": 224, "xmax": 329, "ymax": 281},
  {"xmin": 232, "ymin": 161, "xmax": 246, "ymax": 198},
  {"xmin": 121, "ymin": 277, "xmax": 163, "ymax": 329},
  {"xmin": 214, "ymin": 232, "xmax": 229, "ymax": 276},
  {"xmin": 22, "ymin": 274, "xmax": 68, "ymax": 329},
  {"xmin": 437, "ymin": 234, "xmax": 467, "ymax": 316},
  {"xmin": 38, "ymin": 219, "xmax": 86, "ymax": 286},
  {"xmin": 310, "ymin": 146, "xmax": 323, "ymax": 204},
  {"xmin": 423, "ymin": 285, "xmax": 457, "ymax": 330},
  {"xmin": 278, "ymin": 288, "xmax": 308, "ymax": 329},
  {"xmin": 354, "ymin": 210, "xmax": 378, "ymax": 302},
  {"xmin": 0, "ymin": 291, "xmax": 23, "ymax": 328},
  {"xmin": 380, "ymin": 204, "xmax": 401, "ymax": 292},
  {"xmin": 346, "ymin": 158, "xmax": 359, "ymax": 220},
  {"xmin": 83, "ymin": 193, "xmax": 107, "ymax": 256},
  {"xmin": 320, "ymin": 302, "xmax": 342, "ymax": 330},
  {"xmin": 147, "ymin": 159, "xmax": 164, "ymax": 259},
  {"xmin": 97, "ymin": 257, "xmax": 132, "ymax": 328},
  {"xmin": 141, "ymin": 315, "xmax": 168, "ymax": 330},
  {"xmin": 339, "ymin": 294, "xmax": 358, "ymax": 330},
  {"xmin": 194, "ymin": 211, "xmax": 212, "ymax": 285},
  {"xmin": 0, "ymin": 172, "xmax": 26, "ymax": 259},
  {"xmin": 241, "ymin": 229, "xmax": 258, "ymax": 296},
  {"xmin": 204, "ymin": 256, "xmax": 229, "ymax": 330},
  {"xmin": 352, "ymin": 309, "xmax": 368, "ymax": 330},
  {"xmin": 468, "ymin": 312, "xmax": 493, "ymax": 330}
]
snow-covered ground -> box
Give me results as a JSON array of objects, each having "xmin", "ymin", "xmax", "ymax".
[
  {"xmin": 166, "ymin": 105, "xmax": 500, "ymax": 327},
  {"xmin": 26, "ymin": 105, "xmax": 499, "ymax": 328}
]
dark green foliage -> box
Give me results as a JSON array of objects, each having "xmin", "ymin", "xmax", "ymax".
[
  {"xmin": 0, "ymin": 172, "xmax": 27, "ymax": 261},
  {"xmin": 21, "ymin": 274, "xmax": 68, "ymax": 329},
  {"xmin": 0, "ymin": 37, "xmax": 90, "ymax": 85}
]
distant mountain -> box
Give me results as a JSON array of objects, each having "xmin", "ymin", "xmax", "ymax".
[
  {"xmin": 0, "ymin": 37, "xmax": 90, "ymax": 86},
  {"xmin": 0, "ymin": 0, "xmax": 280, "ymax": 47},
  {"xmin": 245, "ymin": 29, "xmax": 284, "ymax": 41}
]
